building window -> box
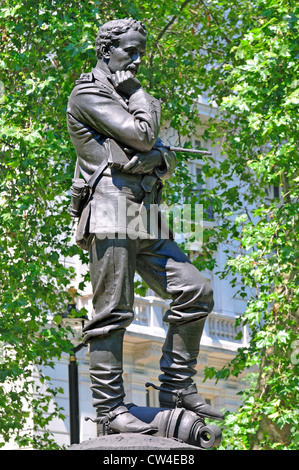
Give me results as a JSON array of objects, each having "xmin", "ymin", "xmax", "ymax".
[{"xmin": 265, "ymin": 184, "xmax": 280, "ymax": 201}]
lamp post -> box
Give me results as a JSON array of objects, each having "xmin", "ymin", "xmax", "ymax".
[
  {"xmin": 68, "ymin": 342, "xmax": 85, "ymax": 444},
  {"xmin": 61, "ymin": 288, "xmax": 87, "ymax": 445}
]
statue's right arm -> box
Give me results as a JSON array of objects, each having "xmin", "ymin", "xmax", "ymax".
[{"xmin": 68, "ymin": 84, "xmax": 161, "ymax": 153}]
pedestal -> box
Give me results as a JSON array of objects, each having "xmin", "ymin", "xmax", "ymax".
[{"xmin": 68, "ymin": 433, "xmax": 201, "ymax": 450}]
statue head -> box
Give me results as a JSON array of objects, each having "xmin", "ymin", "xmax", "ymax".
[{"xmin": 95, "ymin": 18, "xmax": 147, "ymax": 61}]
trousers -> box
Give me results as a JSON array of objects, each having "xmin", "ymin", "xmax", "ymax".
[{"xmin": 82, "ymin": 235, "xmax": 214, "ymax": 343}]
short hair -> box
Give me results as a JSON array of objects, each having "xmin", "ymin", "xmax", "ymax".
[{"xmin": 95, "ymin": 18, "xmax": 147, "ymax": 59}]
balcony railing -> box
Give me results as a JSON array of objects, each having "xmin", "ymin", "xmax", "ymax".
[
  {"xmin": 207, "ymin": 315, "xmax": 243, "ymax": 343},
  {"xmin": 77, "ymin": 294, "xmax": 249, "ymax": 350},
  {"xmin": 130, "ymin": 297, "xmax": 249, "ymax": 349}
]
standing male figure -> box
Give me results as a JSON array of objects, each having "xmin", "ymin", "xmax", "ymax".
[{"xmin": 67, "ymin": 18, "xmax": 224, "ymax": 434}]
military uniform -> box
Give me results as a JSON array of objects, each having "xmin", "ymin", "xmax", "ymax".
[
  {"xmin": 67, "ymin": 63, "xmax": 223, "ymax": 426},
  {"xmin": 67, "ymin": 66, "xmax": 175, "ymax": 247}
]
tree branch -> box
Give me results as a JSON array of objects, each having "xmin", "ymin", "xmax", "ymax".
[
  {"xmin": 156, "ymin": 0, "xmax": 193, "ymax": 42},
  {"xmin": 197, "ymin": 0, "xmax": 232, "ymax": 44}
]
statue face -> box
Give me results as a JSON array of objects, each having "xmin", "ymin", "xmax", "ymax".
[{"xmin": 106, "ymin": 30, "xmax": 146, "ymax": 75}]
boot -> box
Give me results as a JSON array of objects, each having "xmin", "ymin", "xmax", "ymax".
[
  {"xmin": 158, "ymin": 318, "xmax": 224, "ymax": 421},
  {"xmin": 89, "ymin": 328, "xmax": 156, "ymax": 434}
]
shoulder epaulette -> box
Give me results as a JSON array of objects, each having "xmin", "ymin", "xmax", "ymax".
[{"xmin": 75, "ymin": 72, "xmax": 94, "ymax": 85}]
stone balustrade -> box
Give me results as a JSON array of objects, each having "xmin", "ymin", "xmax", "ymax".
[
  {"xmin": 130, "ymin": 296, "xmax": 249, "ymax": 350},
  {"xmin": 77, "ymin": 293, "xmax": 249, "ymax": 350}
]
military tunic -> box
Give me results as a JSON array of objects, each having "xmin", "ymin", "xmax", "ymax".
[{"xmin": 67, "ymin": 65, "xmax": 176, "ymax": 247}]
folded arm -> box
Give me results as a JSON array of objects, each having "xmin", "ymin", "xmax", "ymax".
[
  {"xmin": 68, "ymin": 75, "xmax": 177, "ymax": 179},
  {"xmin": 69, "ymin": 83, "xmax": 160, "ymax": 152}
]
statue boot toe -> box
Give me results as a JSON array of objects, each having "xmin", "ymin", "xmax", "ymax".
[{"xmin": 98, "ymin": 405, "xmax": 157, "ymax": 434}]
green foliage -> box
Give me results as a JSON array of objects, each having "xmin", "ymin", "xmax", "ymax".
[
  {"xmin": 0, "ymin": 0, "xmax": 298, "ymax": 449},
  {"xmin": 0, "ymin": 0, "xmax": 90, "ymax": 448},
  {"xmin": 201, "ymin": 0, "xmax": 299, "ymax": 449}
]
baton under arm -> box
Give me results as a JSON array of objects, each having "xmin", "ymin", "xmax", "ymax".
[{"xmin": 164, "ymin": 146, "xmax": 212, "ymax": 156}]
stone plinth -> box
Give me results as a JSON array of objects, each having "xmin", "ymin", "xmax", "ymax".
[{"xmin": 68, "ymin": 433, "xmax": 201, "ymax": 450}]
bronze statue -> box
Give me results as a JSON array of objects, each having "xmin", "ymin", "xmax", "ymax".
[{"xmin": 67, "ymin": 18, "xmax": 224, "ymax": 435}]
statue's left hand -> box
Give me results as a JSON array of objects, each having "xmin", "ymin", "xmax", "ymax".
[{"xmin": 122, "ymin": 149, "xmax": 163, "ymax": 174}]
